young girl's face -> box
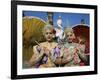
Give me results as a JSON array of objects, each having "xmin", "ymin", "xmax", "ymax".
[
  {"xmin": 66, "ymin": 32, "xmax": 75, "ymax": 43},
  {"xmin": 44, "ymin": 29, "xmax": 54, "ymax": 42}
]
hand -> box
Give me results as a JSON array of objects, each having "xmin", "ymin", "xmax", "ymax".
[
  {"xmin": 73, "ymin": 47, "xmax": 79, "ymax": 54},
  {"xmin": 43, "ymin": 47, "xmax": 50, "ymax": 56},
  {"xmin": 55, "ymin": 57, "xmax": 62, "ymax": 65}
]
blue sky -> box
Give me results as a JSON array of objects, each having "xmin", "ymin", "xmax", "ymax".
[{"xmin": 23, "ymin": 11, "xmax": 90, "ymax": 28}]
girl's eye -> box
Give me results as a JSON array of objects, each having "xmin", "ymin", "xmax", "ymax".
[
  {"xmin": 50, "ymin": 32, "xmax": 52, "ymax": 34},
  {"xmin": 67, "ymin": 34, "xmax": 72, "ymax": 37},
  {"xmin": 46, "ymin": 32, "xmax": 52, "ymax": 35},
  {"xmin": 46, "ymin": 32, "xmax": 49, "ymax": 34}
]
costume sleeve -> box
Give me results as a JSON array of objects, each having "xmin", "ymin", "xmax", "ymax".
[
  {"xmin": 77, "ymin": 45, "xmax": 87, "ymax": 62},
  {"xmin": 50, "ymin": 49, "xmax": 56, "ymax": 62},
  {"xmin": 62, "ymin": 54, "xmax": 74, "ymax": 64},
  {"xmin": 61, "ymin": 47, "xmax": 74, "ymax": 64},
  {"xmin": 28, "ymin": 45, "xmax": 44, "ymax": 66}
]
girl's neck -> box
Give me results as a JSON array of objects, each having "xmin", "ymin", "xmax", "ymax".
[{"xmin": 47, "ymin": 41, "xmax": 53, "ymax": 43}]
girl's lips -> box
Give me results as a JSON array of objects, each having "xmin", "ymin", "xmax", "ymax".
[{"xmin": 47, "ymin": 36, "xmax": 51, "ymax": 39}]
